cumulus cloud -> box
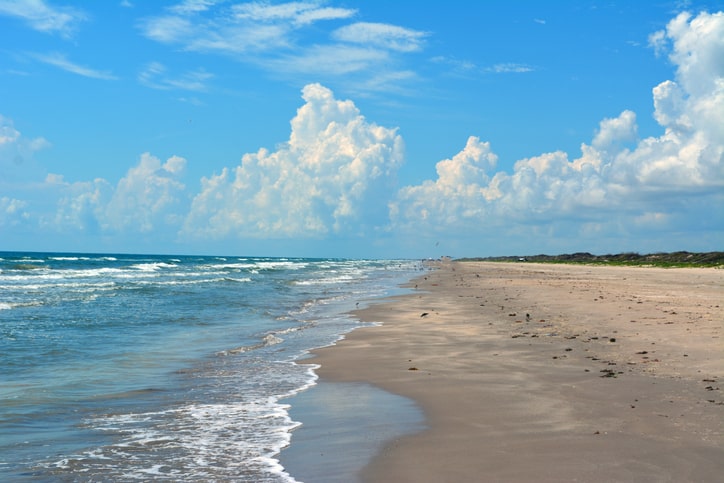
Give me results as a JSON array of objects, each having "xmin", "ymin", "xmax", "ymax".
[
  {"xmin": 0, "ymin": 115, "xmax": 50, "ymax": 182},
  {"xmin": 0, "ymin": 196, "xmax": 29, "ymax": 227},
  {"xmin": 104, "ymin": 153, "xmax": 187, "ymax": 233},
  {"xmin": 392, "ymin": 11, "xmax": 724, "ymax": 245},
  {"xmin": 182, "ymin": 83, "xmax": 404, "ymax": 239},
  {"xmin": 51, "ymin": 153, "xmax": 187, "ymax": 234}
]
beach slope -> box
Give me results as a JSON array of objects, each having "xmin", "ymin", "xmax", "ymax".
[{"xmin": 310, "ymin": 261, "xmax": 724, "ymax": 482}]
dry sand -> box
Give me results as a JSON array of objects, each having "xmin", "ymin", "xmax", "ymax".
[{"xmin": 309, "ymin": 261, "xmax": 724, "ymax": 482}]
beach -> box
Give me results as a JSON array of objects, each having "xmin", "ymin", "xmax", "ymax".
[{"xmin": 302, "ymin": 261, "xmax": 723, "ymax": 482}]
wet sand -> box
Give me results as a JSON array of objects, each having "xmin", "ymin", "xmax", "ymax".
[{"xmin": 309, "ymin": 261, "xmax": 724, "ymax": 482}]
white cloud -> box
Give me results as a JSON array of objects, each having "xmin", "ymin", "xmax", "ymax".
[
  {"xmin": 141, "ymin": 14, "xmax": 195, "ymax": 44},
  {"xmin": 138, "ymin": 61, "xmax": 213, "ymax": 91},
  {"xmin": 182, "ymin": 83, "xmax": 404, "ymax": 239},
  {"xmin": 391, "ymin": 137, "xmax": 499, "ymax": 227},
  {"xmin": 332, "ymin": 22, "xmax": 428, "ymax": 52},
  {"xmin": 52, "ymin": 153, "xmax": 187, "ymax": 234},
  {"xmin": 141, "ymin": 1, "xmax": 356, "ymax": 54},
  {"xmin": 0, "ymin": 196, "xmax": 29, "ymax": 226},
  {"xmin": 103, "ymin": 153, "xmax": 187, "ymax": 233},
  {"xmin": 50, "ymin": 177, "xmax": 111, "ymax": 233},
  {"xmin": 0, "ymin": 114, "xmax": 50, "ymax": 181},
  {"xmin": 139, "ymin": 1, "xmax": 422, "ymax": 92},
  {"xmin": 431, "ymin": 55, "xmax": 477, "ymax": 71},
  {"xmin": 487, "ymin": 63, "xmax": 535, "ymax": 74},
  {"xmin": 0, "ymin": 0, "xmax": 87, "ymax": 37},
  {"xmin": 33, "ymin": 52, "xmax": 117, "ymax": 80},
  {"xmin": 391, "ymin": 11, "xmax": 724, "ymax": 246},
  {"xmin": 663, "ymin": 11, "xmax": 724, "ymax": 97},
  {"xmin": 268, "ymin": 44, "xmax": 388, "ymax": 76},
  {"xmin": 170, "ymin": 0, "xmax": 217, "ymax": 15},
  {"xmin": 231, "ymin": 1, "xmax": 355, "ymax": 25}
]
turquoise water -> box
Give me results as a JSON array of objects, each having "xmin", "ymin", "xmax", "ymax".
[{"xmin": 0, "ymin": 252, "xmax": 422, "ymax": 481}]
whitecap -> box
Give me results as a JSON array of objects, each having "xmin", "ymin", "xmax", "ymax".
[{"xmin": 130, "ymin": 262, "xmax": 177, "ymax": 271}]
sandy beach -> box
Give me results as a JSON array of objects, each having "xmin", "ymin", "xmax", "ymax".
[{"xmin": 305, "ymin": 261, "xmax": 723, "ymax": 482}]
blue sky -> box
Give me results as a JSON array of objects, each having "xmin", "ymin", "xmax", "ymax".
[{"xmin": 1, "ymin": 0, "xmax": 722, "ymax": 259}]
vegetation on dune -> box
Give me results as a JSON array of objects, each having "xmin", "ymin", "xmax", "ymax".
[{"xmin": 457, "ymin": 251, "xmax": 724, "ymax": 268}]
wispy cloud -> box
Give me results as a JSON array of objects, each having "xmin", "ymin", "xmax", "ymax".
[
  {"xmin": 432, "ymin": 56, "xmax": 535, "ymax": 77},
  {"xmin": 141, "ymin": 1, "xmax": 357, "ymax": 54},
  {"xmin": 33, "ymin": 52, "xmax": 117, "ymax": 80},
  {"xmin": 138, "ymin": 62, "xmax": 213, "ymax": 91},
  {"xmin": 169, "ymin": 0, "xmax": 218, "ymax": 15},
  {"xmin": 332, "ymin": 22, "xmax": 428, "ymax": 52},
  {"xmin": 138, "ymin": 1, "xmax": 426, "ymax": 92},
  {"xmin": 231, "ymin": 1, "xmax": 355, "ymax": 25},
  {"xmin": 487, "ymin": 63, "xmax": 536, "ymax": 73},
  {"xmin": 0, "ymin": 0, "xmax": 87, "ymax": 38},
  {"xmin": 268, "ymin": 44, "xmax": 388, "ymax": 75},
  {"xmin": 431, "ymin": 55, "xmax": 478, "ymax": 72}
]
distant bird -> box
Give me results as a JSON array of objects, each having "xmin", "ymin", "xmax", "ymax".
[
  {"xmin": 526, "ymin": 313, "xmax": 531, "ymax": 321},
  {"xmin": 420, "ymin": 312, "xmax": 429, "ymax": 318}
]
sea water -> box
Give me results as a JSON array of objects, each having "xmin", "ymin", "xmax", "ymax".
[{"xmin": 0, "ymin": 252, "xmax": 422, "ymax": 481}]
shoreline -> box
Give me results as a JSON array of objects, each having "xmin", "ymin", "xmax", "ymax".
[{"xmin": 301, "ymin": 261, "xmax": 723, "ymax": 482}]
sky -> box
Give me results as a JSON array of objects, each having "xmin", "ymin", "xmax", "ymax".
[{"xmin": 0, "ymin": 0, "xmax": 722, "ymax": 259}]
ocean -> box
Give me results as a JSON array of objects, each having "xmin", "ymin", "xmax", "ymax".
[{"xmin": 0, "ymin": 252, "xmax": 423, "ymax": 481}]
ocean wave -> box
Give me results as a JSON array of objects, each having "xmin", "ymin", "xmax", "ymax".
[
  {"xmin": 0, "ymin": 267, "xmax": 128, "ymax": 282},
  {"xmin": 130, "ymin": 262, "xmax": 178, "ymax": 271},
  {"xmin": 49, "ymin": 365, "xmax": 320, "ymax": 482},
  {"xmin": 292, "ymin": 273, "xmax": 364, "ymax": 285},
  {"xmin": 128, "ymin": 277, "xmax": 248, "ymax": 287},
  {"xmin": 255, "ymin": 261, "xmax": 307, "ymax": 271},
  {"xmin": 217, "ymin": 334, "xmax": 283, "ymax": 357},
  {"xmin": 0, "ymin": 300, "xmax": 44, "ymax": 310},
  {"xmin": 211, "ymin": 263, "xmax": 256, "ymax": 270},
  {"xmin": 7, "ymin": 263, "xmax": 46, "ymax": 271},
  {"xmin": 223, "ymin": 277, "xmax": 252, "ymax": 283},
  {"xmin": 0, "ymin": 281, "xmax": 116, "ymax": 291}
]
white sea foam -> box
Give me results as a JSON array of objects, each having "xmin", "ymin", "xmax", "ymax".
[
  {"xmin": 65, "ymin": 387, "xmax": 312, "ymax": 481},
  {"xmin": 130, "ymin": 262, "xmax": 177, "ymax": 271},
  {"xmin": 293, "ymin": 274, "xmax": 356, "ymax": 285},
  {"xmin": 255, "ymin": 261, "xmax": 306, "ymax": 270},
  {"xmin": 223, "ymin": 277, "xmax": 252, "ymax": 283},
  {"xmin": 218, "ymin": 333, "xmax": 284, "ymax": 356}
]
